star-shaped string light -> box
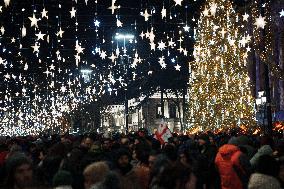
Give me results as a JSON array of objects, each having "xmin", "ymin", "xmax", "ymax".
[
  {"xmin": 100, "ymin": 51, "xmax": 107, "ymax": 59},
  {"xmin": 161, "ymin": 6, "xmax": 166, "ymax": 19},
  {"xmin": 280, "ymin": 9, "xmax": 284, "ymax": 17},
  {"xmin": 157, "ymin": 41, "xmax": 166, "ymax": 50},
  {"xmin": 35, "ymin": 31, "xmax": 46, "ymax": 41},
  {"xmin": 203, "ymin": 8, "xmax": 209, "ymax": 16},
  {"xmin": 173, "ymin": 0, "xmax": 183, "ymax": 6},
  {"xmin": 174, "ymin": 64, "xmax": 181, "ymax": 71},
  {"xmin": 116, "ymin": 19, "xmax": 123, "ymax": 27},
  {"xmin": 228, "ymin": 38, "xmax": 236, "ymax": 46},
  {"xmin": 0, "ymin": 57, "xmax": 5, "ymax": 65},
  {"xmin": 142, "ymin": 9, "xmax": 151, "ymax": 21},
  {"xmin": 28, "ymin": 14, "xmax": 39, "ymax": 28},
  {"xmin": 168, "ymin": 38, "xmax": 175, "ymax": 47},
  {"xmin": 60, "ymin": 86, "xmax": 67, "ymax": 93},
  {"xmin": 158, "ymin": 56, "xmax": 166, "ymax": 69},
  {"xmin": 140, "ymin": 31, "xmax": 145, "ymax": 39},
  {"xmin": 246, "ymin": 34, "xmax": 252, "ymax": 42},
  {"xmin": 41, "ymin": 8, "xmax": 48, "ymax": 19},
  {"xmin": 31, "ymin": 43, "xmax": 40, "ymax": 53},
  {"xmin": 183, "ymin": 49, "xmax": 188, "ymax": 56},
  {"xmin": 149, "ymin": 28, "xmax": 155, "ymax": 42},
  {"xmin": 210, "ymin": 3, "xmax": 217, "ymax": 16},
  {"xmin": 242, "ymin": 13, "xmax": 249, "ymax": 21},
  {"xmin": 109, "ymin": 53, "xmax": 117, "ymax": 63},
  {"xmin": 94, "ymin": 19, "xmax": 100, "ymax": 27},
  {"xmin": 246, "ymin": 46, "xmax": 251, "ymax": 52},
  {"xmin": 220, "ymin": 28, "xmax": 227, "ymax": 38},
  {"xmin": 11, "ymin": 37, "xmax": 16, "ymax": 43},
  {"xmin": 70, "ymin": 7, "xmax": 76, "ymax": 18},
  {"xmin": 4, "ymin": 0, "xmax": 10, "ymax": 7},
  {"xmin": 49, "ymin": 64, "xmax": 55, "ymax": 70},
  {"xmin": 254, "ymin": 15, "xmax": 266, "ymax": 29},
  {"xmin": 75, "ymin": 43, "xmax": 85, "ymax": 54},
  {"xmin": 108, "ymin": 0, "xmax": 119, "ymax": 14},
  {"xmin": 56, "ymin": 27, "xmax": 64, "ymax": 38},
  {"xmin": 183, "ymin": 25, "xmax": 190, "ymax": 32},
  {"xmin": 239, "ymin": 36, "xmax": 247, "ymax": 47},
  {"xmin": 150, "ymin": 42, "xmax": 156, "ymax": 51}
]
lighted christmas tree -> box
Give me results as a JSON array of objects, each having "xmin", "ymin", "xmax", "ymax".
[{"xmin": 187, "ymin": 0, "xmax": 256, "ymax": 131}]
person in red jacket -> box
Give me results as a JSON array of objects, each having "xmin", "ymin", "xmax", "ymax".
[{"xmin": 215, "ymin": 144, "xmax": 252, "ymax": 189}]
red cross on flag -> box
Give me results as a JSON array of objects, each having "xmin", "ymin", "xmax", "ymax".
[{"xmin": 154, "ymin": 120, "xmax": 172, "ymax": 144}]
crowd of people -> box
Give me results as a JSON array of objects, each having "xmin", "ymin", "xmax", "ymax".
[{"xmin": 0, "ymin": 129, "xmax": 283, "ymax": 189}]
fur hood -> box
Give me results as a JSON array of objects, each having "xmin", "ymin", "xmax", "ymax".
[{"xmin": 248, "ymin": 173, "xmax": 281, "ymax": 189}]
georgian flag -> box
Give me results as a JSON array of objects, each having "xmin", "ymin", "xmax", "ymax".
[{"xmin": 154, "ymin": 121, "xmax": 172, "ymax": 144}]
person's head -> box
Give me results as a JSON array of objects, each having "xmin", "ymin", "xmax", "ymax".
[
  {"xmin": 256, "ymin": 155, "xmax": 280, "ymax": 177},
  {"xmin": 198, "ymin": 134, "xmax": 209, "ymax": 146},
  {"xmin": 260, "ymin": 136, "xmax": 274, "ymax": 149},
  {"xmin": 83, "ymin": 161, "xmax": 110, "ymax": 189},
  {"xmin": 90, "ymin": 171, "xmax": 121, "ymax": 189},
  {"xmin": 102, "ymin": 139, "xmax": 111, "ymax": 151},
  {"xmin": 148, "ymin": 150, "xmax": 159, "ymax": 170},
  {"xmin": 53, "ymin": 170, "xmax": 73, "ymax": 188},
  {"xmin": 115, "ymin": 148, "xmax": 132, "ymax": 175},
  {"xmin": 133, "ymin": 143, "xmax": 151, "ymax": 165},
  {"xmin": 179, "ymin": 152, "xmax": 188, "ymax": 167},
  {"xmin": 120, "ymin": 137, "xmax": 129, "ymax": 146},
  {"xmin": 150, "ymin": 155, "xmax": 195, "ymax": 189},
  {"xmin": 162, "ymin": 144, "xmax": 178, "ymax": 162},
  {"xmin": 81, "ymin": 136, "xmax": 94, "ymax": 150},
  {"xmin": 5, "ymin": 153, "xmax": 33, "ymax": 189},
  {"xmin": 117, "ymin": 152, "xmax": 130, "ymax": 168}
]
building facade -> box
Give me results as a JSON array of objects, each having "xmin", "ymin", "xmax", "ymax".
[{"xmin": 101, "ymin": 92, "xmax": 187, "ymax": 133}]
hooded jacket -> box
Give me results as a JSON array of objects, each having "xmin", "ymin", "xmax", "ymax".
[
  {"xmin": 248, "ymin": 173, "xmax": 281, "ymax": 189},
  {"xmin": 215, "ymin": 144, "xmax": 251, "ymax": 189},
  {"xmin": 250, "ymin": 145, "xmax": 273, "ymax": 169}
]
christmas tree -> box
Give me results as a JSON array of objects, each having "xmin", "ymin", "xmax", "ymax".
[{"xmin": 187, "ymin": 0, "xmax": 256, "ymax": 131}]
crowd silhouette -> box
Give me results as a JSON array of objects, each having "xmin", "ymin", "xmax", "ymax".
[{"xmin": 0, "ymin": 129, "xmax": 283, "ymax": 189}]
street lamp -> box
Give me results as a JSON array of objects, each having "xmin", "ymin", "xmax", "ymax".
[
  {"xmin": 80, "ymin": 69, "xmax": 92, "ymax": 83},
  {"xmin": 115, "ymin": 33, "xmax": 134, "ymax": 133},
  {"xmin": 256, "ymin": 91, "xmax": 267, "ymax": 129},
  {"xmin": 115, "ymin": 33, "xmax": 135, "ymax": 40}
]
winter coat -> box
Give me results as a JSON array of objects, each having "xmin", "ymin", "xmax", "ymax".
[
  {"xmin": 250, "ymin": 145, "xmax": 273, "ymax": 169},
  {"xmin": 215, "ymin": 144, "xmax": 251, "ymax": 189},
  {"xmin": 248, "ymin": 173, "xmax": 281, "ymax": 189}
]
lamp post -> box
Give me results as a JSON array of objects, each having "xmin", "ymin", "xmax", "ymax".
[
  {"xmin": 80, "ymin": 69, "xmax": 92, "ymax": 83},
  {"xmin": 256, "ymin": 91, "xmax": 268, "ymax": 133},
  {"xmin": 79, "ymin": 69, "xmax": 92, "ymax": 133},
  {"xmin": 115, "ymin": 33, "xmax": 134, "ymax": 133}
]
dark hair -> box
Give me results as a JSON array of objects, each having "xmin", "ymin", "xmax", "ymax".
[
  {"xmin": 95, "ymin": 171, "xmax": 121, "ymax": 189},
  {"xmin": 162, "ymin": 144, "xmax": 178, "ymax": 162},
  {"xmin": 52, "ymin": 170, "xmax": 73, "ymax": 187},
  {"xmin": 256, "ymin": 155, "xmax": 280, "ymax": 177},
  {"xmin": 260, "ymin": 136, "xmax": 275, "ymax": 149},
  {"xmin": 5, "ymin": 153, "xmax": 33, "ymax": 188},
  {"xmin": 134, "ymin": 142, "xmax": 151, "ymax": 164},
  {"xmin": 150, "ymin": 155, "xmax": 192, "ymax": 189},
  {"xmin": 115, "ymin": 148, "xmax": 131, "ymax": 162}
]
